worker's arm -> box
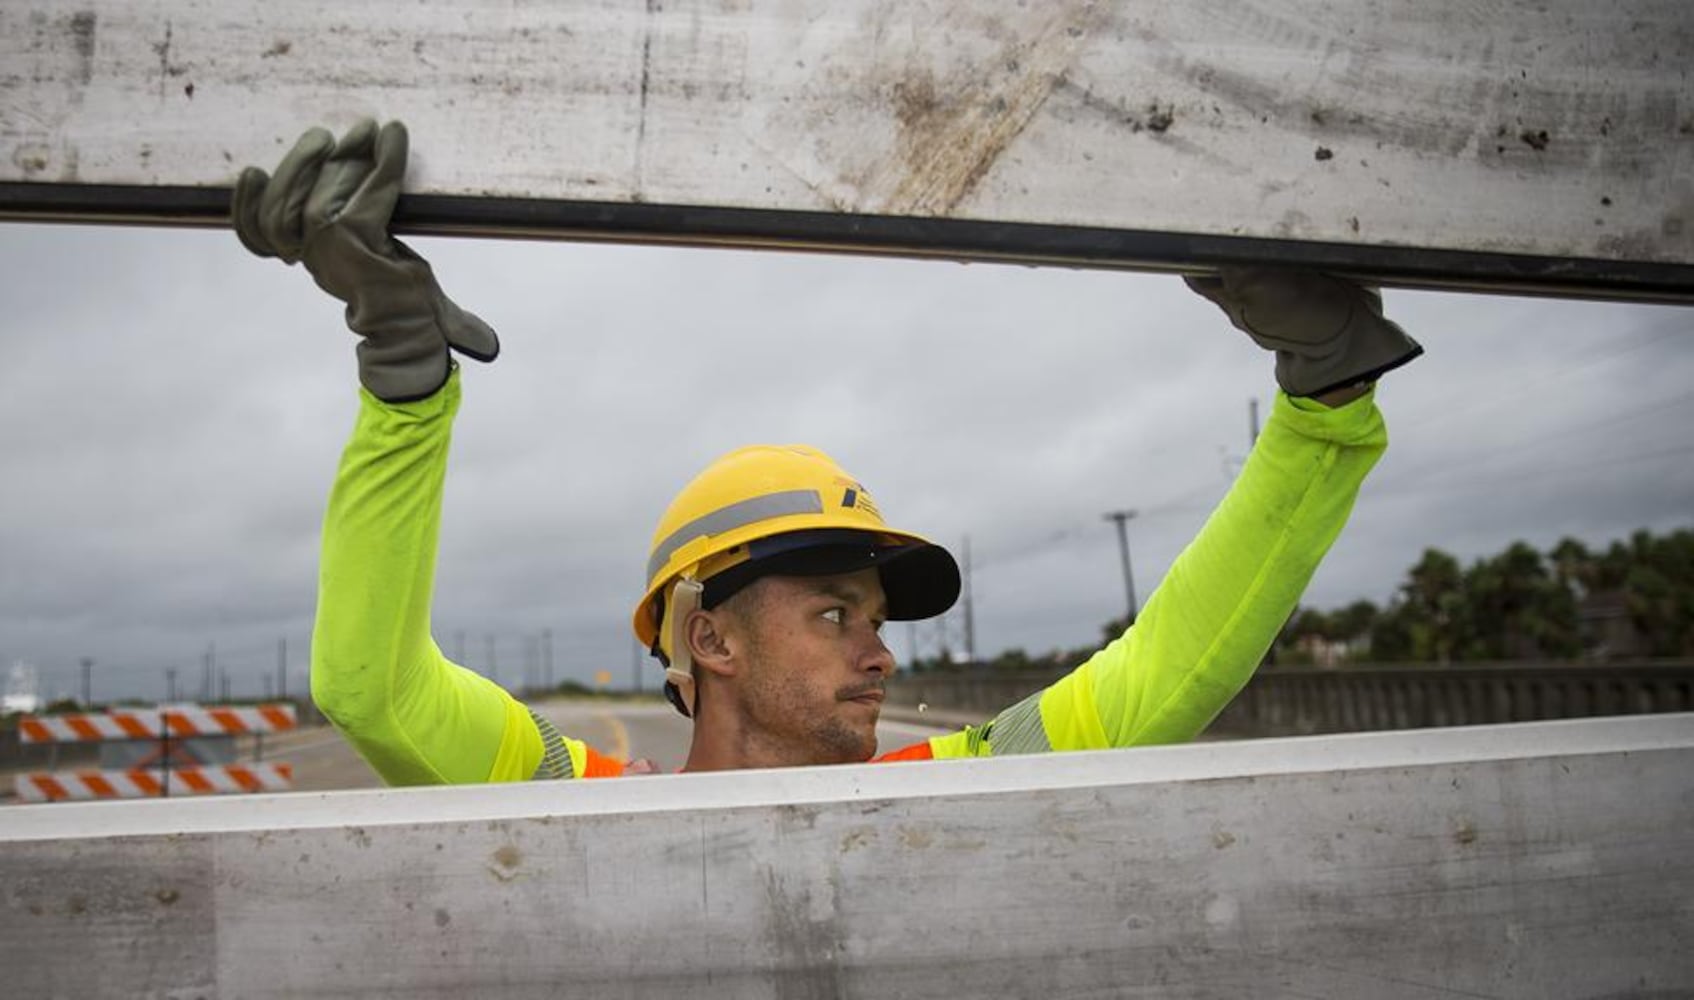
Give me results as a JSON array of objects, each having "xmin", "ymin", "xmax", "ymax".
[
  {"xmin": 311, "ymin": 374, "xmax": 630, "ymax": 782},
  {"xmin": 238, "ymin": 121, "xmax": 618, "ymax": 783},
  {"xmin": 922, "ymin": 388, "xmax": 1386, "ymax": 758},
  {"xmin": 919, "ymin": 269, "xmax": 1417, "ymax": 759},
  {"xmin": 309, "ymin": 371, "xmax": 542, "ymax": 783}
]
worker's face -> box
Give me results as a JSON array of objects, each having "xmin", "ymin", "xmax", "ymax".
[{"xmin": 727, "ymin": 567, "xmax": 894, "ymax": 765}]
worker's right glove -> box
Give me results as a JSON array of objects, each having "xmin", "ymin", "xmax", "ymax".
[
  {"xmin": 1184, "ymin": 268, "xmax": 1422, "ymax": 397},
  {"xmin": 233, "ymin": 120, "xmax": 499, "ymax": 402}
]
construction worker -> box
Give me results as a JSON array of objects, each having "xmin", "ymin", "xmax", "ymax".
[{"xmin": 235, "ymin": 121, "xmax": 1420, "ymax": 782}]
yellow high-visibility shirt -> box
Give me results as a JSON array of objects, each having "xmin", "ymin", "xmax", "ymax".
[{"xmin": 311, "ymin": 371, "xmax": 1385, "ymax": 782}]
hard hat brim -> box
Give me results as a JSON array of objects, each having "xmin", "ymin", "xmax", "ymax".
[
  {"xmin": 701, "ymin": 531, "xmax": 961, "ymax": 622},
  {"xmin": 874, "ymin": 542, "xmax": 963, "ymax": 623}
]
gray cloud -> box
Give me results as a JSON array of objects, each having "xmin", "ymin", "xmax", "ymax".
[{"xmin": 2, "ymin": 223, "xmax": 1689, "ymax": 703}]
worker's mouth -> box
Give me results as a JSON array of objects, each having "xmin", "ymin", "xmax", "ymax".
[{"xmin": 842, "ymin": 686, "xmax": 885, "ymax": 705}]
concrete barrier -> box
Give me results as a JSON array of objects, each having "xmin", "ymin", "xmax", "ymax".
[
  {"xmin": 2, "ymin": 714, "xmax": 1690, "ymax": 998},
  {"xmin": 4, "ymin": 1, "xmax": 1692, "ymax": 299},
  {"xmin": 887, "ymin": 661, "xmax": 1694, "ymax": 737},
  {"xmin": 1214, "ymin": 661, "xmax": 1694, "ymax": 737}
]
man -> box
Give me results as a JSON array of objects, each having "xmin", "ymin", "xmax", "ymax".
[{"xmin": 235, "ymin": 120, "xmax": 1420, "ymax": 783}]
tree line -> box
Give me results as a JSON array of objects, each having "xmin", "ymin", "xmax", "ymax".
[
  {"xmin": 1280, "ymin": 528, "xmax": 1694, "ymax": 665},
  {"xmin": 909, "ymin": 527, "xmax": 1694, "ymax": 673}
]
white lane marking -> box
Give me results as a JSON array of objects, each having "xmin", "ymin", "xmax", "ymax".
[
  {"xmin": 272, "ymin": 733, "xmax": 355, "ymax": 757},
  {"xmin": 595, "ymin": 710, "xmax": 633, "ymax": 761}
]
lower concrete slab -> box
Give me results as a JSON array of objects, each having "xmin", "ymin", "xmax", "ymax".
[{"xmin": 2, "ymin": 715, "xmax": 1690, "ymax": 998}]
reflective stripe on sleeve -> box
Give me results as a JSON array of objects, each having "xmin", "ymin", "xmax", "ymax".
[
  {"xmin": 529, "ymin": 709, "xmax": 576, "ymax": 780},
  {"xmin": 930, "ymin": 666, "xmax": 1108, "ymax": 759},
  {"xmin": 926, "ymin": 725, "xmax": 990, "ymax": 759},
  {"xmin": 1036, "ymin": 660, "xmax": 1112, "ymax": 751},
  {"xmin": 985, "ymin": 690, "xmax": 1052, "ymax": 755}
]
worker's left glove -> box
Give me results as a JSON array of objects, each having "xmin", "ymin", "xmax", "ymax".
[
  {"xmin": 232, "ymin": 119, "xmax": 499, "ymax": 402},
  {"xmin": 1185, "ymin": 268, "xmax": 1422, "ymax": 397}
]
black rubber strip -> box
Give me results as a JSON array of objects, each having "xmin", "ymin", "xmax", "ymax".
[{"xmin": 3, "ymin": 181, "xmax": 1690, "ymax": 304}]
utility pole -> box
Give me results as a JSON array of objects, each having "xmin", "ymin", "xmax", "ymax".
[
  {"xmin": 542, "ymin": 628, "xmax": 554, "ymax": 691},
  {"xmin": 276, "ymin": 637, "xmax": 288, "ymax": 702},
  {"xmin": 523, "ymin": 635, "xmax": 539, "ymax": 695},
  {"xmin": 80, "ymin": 657, "xmax": 93, "ymax": 707},
  {"xmin": 1102, "ymin": 509, "xmax": 1139, "ymax": 626},
  {"xmin": 960, "ymin": 536, "xmax": 977, "ymax": 664},
  {"xmin": 165, "ymin": 667, "xmax": 177, "ymax": 703}
]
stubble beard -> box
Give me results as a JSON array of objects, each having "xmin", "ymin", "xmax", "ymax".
[
  {"xmin": 808, "ymin": 708, "xmax": 877, "ymax": 764},
  {"xmin": 740, "ymin": 650, "xmax": 876, "ymax": 766}
]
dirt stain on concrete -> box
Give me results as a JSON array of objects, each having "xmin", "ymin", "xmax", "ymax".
[
  {"xmin": 874, "ymin": 2, "xmax": 1104, "ymax": 217},
  {"xmin": 69, "ymin": 10, "xmax": 97, "ymax": 85}
]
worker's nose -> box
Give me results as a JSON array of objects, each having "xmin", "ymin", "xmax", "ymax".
[{"xmin": 861, "ymin": 631, "xmax": 895, "ymax": 676}]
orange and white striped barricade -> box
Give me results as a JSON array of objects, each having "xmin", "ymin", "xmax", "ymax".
[
  {"xmin": 14, "ymin": 704, "xmax": 299, "ymax": 801},
  {"xmin": 16, "ymin": 703, "xmax": 297, "ymax": 743},
  {"xmin": 15, "ymin": 763, "xmax": 294, "ymax": 802}
]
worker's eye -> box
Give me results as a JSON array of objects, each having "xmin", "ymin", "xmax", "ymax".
[{"xmin": 820, "ymin": 607, "xmax": 845, "ymax": 625}]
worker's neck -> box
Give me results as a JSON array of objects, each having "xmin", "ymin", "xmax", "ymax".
[{"xmin": 681, "ymin": 706, "xmax": 818, "ymax": 773}]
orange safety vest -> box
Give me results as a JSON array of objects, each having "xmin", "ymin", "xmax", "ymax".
[{"xmin": 579, "ymin": 740, "xmax": 936, "ymax": 777}]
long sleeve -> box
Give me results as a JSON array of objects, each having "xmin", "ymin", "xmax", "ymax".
[
  {"xmin": 927, "ymin": 388, "xmax": 1388, "ymax": 759},
  {"xmin": 310, "ymin": 370, "xmax": 546, "ymax": 784}
]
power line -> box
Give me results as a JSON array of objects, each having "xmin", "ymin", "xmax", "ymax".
[
  {"xmin": 1385, "ymin": 440, "xmax": 1694, "ymax": 494},
  {"xmin": 971, "ymin": 476, "xmax": 1221, "ymax": 576},
  {"xmin": 1378, "ymin": 392, "xmax": 1694, "ymax": 491},
  {"xmin": 1402, "ymin": 323, "xmax": 1684, "ymax": 433}
]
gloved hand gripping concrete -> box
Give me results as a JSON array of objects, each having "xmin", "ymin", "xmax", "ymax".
[
  {"xmin": 233, "ymin": 120, "xmax": 499, "ymax": 402},
  {"xmin": 1186, "ymin": 268, "xmax": 1422, "ymax": 397}
]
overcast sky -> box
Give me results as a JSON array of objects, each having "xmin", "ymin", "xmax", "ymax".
[{"xmin": 1, "ymin": 222, "xmax": 1689, "ymax": 704}]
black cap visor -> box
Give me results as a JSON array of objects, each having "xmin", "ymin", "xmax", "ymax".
[{"xmin": 700, "ymin": 529, "xmax": 960, "ymax": 622}]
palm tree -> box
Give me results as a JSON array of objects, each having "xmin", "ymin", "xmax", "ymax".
[
  {"xmin": 1403, "ymin": 548, "xmax": 1463, "ymax": 664},
  {"xmin": 1549, "ymin": 537, "xmax": 1593, "ymax": 596}
]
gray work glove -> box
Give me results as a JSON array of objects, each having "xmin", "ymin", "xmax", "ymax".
[
  {"xmin": 232, "ymin": 120, "xmax": 498, "ymax": 402},
  {"xmin": 1185, "ymin": 268, "xmax": 1422, "ymax": 397}
]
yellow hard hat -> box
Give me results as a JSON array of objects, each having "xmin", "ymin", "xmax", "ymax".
[{"xmin": 634, "ymin": 445, "xmax": 960, "ymax": 716}]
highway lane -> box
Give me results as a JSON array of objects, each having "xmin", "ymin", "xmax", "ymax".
[{"xmin": 265, "ymin": 698, "xmax": 956, "ymax": 793}]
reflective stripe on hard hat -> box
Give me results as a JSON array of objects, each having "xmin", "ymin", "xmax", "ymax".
[{"xmin": 645, "ymin": 488, "xmax": 824, "ymax": 584}]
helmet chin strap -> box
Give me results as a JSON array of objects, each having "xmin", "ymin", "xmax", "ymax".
[{"xmin": 664, "ymin": 576, "xmax": 705, "ymax": 716}]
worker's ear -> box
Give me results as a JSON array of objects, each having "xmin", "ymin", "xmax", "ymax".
[{"xmin": 685, "ymin": 609, "xmax": 739, "ymax": 678}]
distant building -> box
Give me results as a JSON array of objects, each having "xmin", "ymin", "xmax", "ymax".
[
  {"xmin": 1293, "ymin": 635, "xmax": 1356, "ymax": 668},
  {"xmin": 3, "ymin": 661, "xmax": 42, "ymax": 715},
  {"xmin": 1292, "ymin": 634, "xmax": 1323, "ymax": 666},
  {"xmin": 1579, "ymin": 590, "xmax": 1646, "ymax": 660}
]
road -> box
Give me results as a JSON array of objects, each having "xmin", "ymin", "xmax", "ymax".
[{"xmin": 264, "ymin": 698, "xmax": 957, "ymax": 792}]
